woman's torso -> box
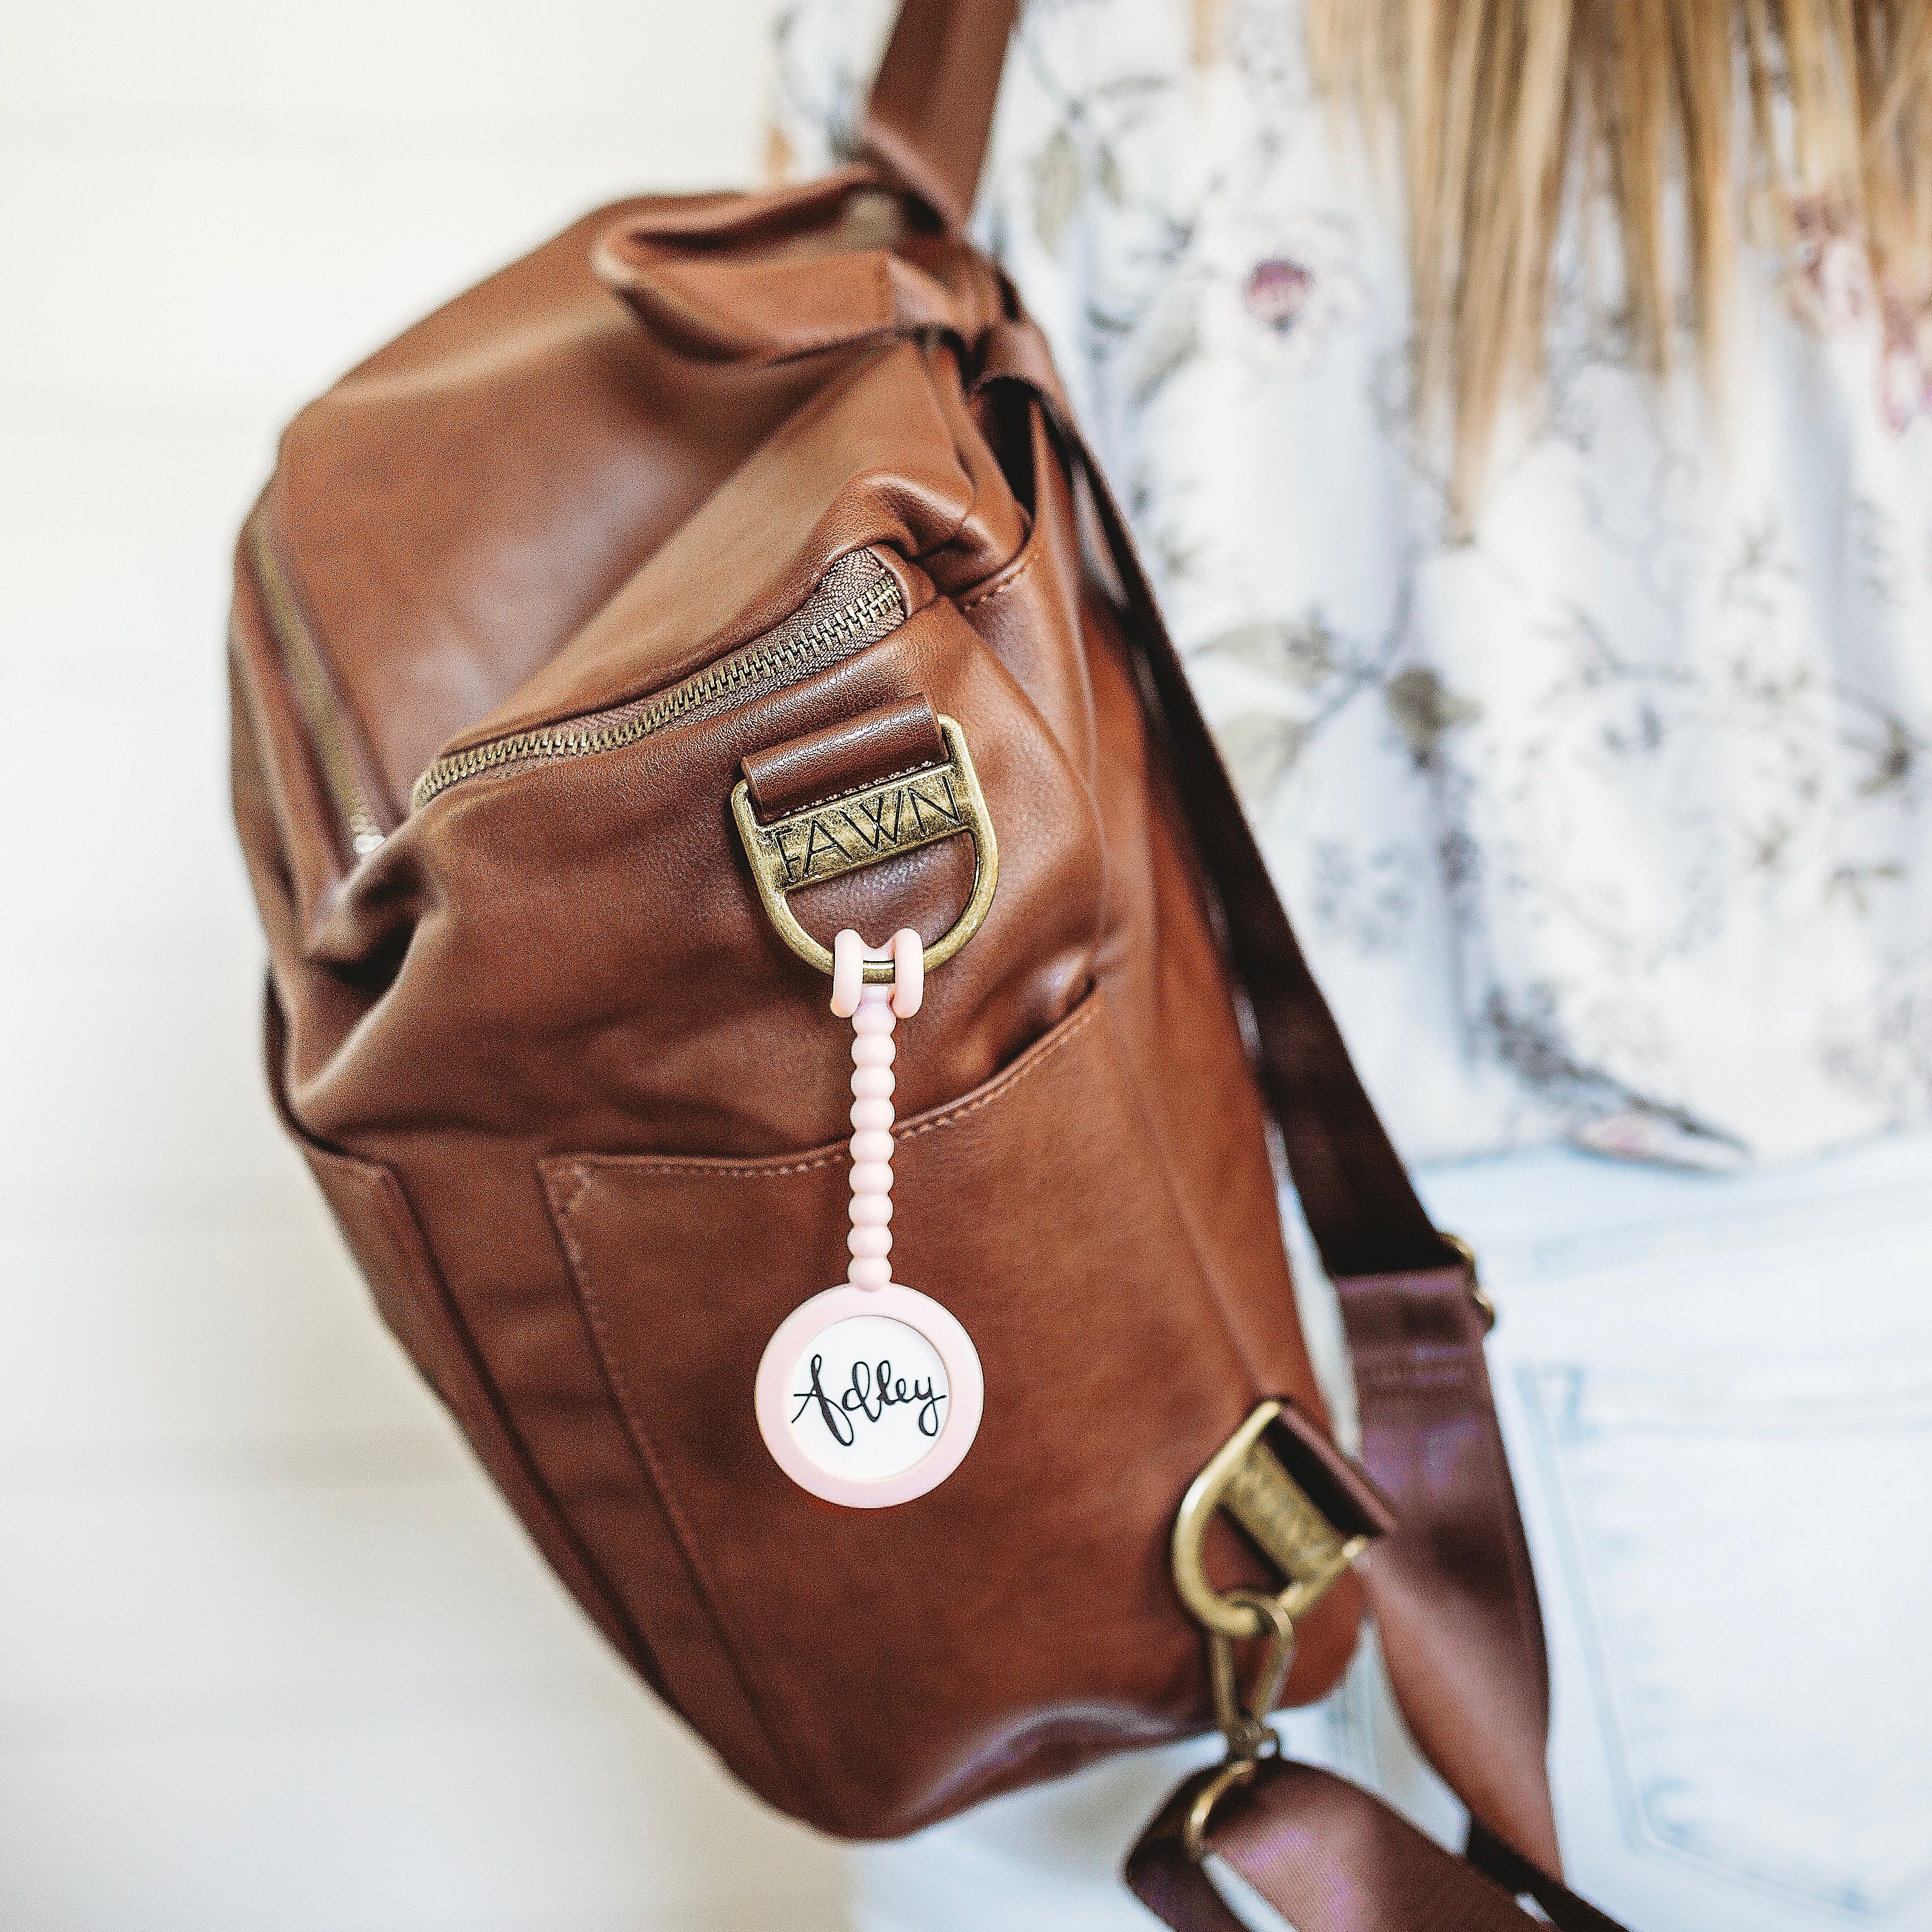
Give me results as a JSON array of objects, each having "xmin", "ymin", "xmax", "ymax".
[{"xmin": 774, "ymin": 0, "xmax": 1932, "ymax": 1172}]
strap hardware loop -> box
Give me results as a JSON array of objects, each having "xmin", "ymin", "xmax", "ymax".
[{"xmin": 732, "ymin": 713, "xmax": 997, "ymax": 982}]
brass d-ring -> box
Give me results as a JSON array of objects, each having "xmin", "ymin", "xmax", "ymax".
[
  {"xmin": 1171, "ymin": 1401, "xmax": 1369, "ymax": 1641},
  {"xmin": 730, "ymin": 715, "xmax": 999, "ymax": 983}
]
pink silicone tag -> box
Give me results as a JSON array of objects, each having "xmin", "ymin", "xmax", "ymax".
[{"xmin": 756, "ymin": 1282, "xmax": 983, "ymax": 1507}]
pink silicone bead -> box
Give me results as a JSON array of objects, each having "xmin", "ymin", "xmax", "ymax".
[{"xmin": 832, "ymin": 930, "xmax": 923, "ymax": 1292}]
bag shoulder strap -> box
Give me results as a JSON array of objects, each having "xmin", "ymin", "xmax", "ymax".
[
  {"xmin": 983, "ymin": 332, "xmax": 1607, "ymax": 1924},
  {"xmin": 865, "ymin": 0, "xmax": 1577, "ymax": 1897},
  {"xmin": 1130, "ymin": 1761, "xmax": 1627, "ymax": 1932},
  {"xmin": 859, "ymin": 6, "xmax": 1443, "ymax": 1263},
  {"xmin": 860, "ymin": 0, "xmax": 1021, "ymax": 234},
  {"xmin": 1029, "ymin": 346, "xmax": 1562, "ymax": 1866}
]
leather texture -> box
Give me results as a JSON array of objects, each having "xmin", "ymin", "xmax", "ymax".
[
  {"xmin": 1128, "ymin": 1760, "xmax": 1618, "ymax": 1932},
  {"xmin": 742, "ymin": 691, "xmax": 947, "ymax": 816},
  {"xmin": 226, "ymin": 0, "xmax": 1615, "ymax": 1917},
  {"xmin": 965, "ymin": 332, "xmax": 1563, "ymax": 1870},
  {"xmin": 231, "ymin": 175, "xmax": 1366, "ymax": 1836},
  {"xmin": 1342, "ymin": 1268, "xmax": 1559, "ymax": 1866}
]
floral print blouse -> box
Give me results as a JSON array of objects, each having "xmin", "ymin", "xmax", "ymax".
[{"xmin": 772, "ymin": 0, "xmax": 1932, "ymax": 1167}]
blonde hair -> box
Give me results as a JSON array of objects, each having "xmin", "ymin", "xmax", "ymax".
[{"xmin": 1294, "ymin": 0, "xmax": 1932, "ymax": 508}]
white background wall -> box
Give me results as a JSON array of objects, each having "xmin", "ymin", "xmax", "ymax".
[{"xmin": 0, "ymin": 4, "xmax": 859, "ymax": 1926}]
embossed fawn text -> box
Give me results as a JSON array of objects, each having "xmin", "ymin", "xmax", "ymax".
[{"xmin": 760, "ymin": 770, "xmax": 968, "ymax": 887}]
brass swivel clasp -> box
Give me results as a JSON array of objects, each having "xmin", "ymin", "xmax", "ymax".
[
  {"xmin": 1177, "ymin": 1586, "xmax": 1297, "ymax": 1857},
  {"xmin": 1206, "ymin": 1589, "xmax": 1297, "ymax": 1765},
  {"xmin": 1170, "ymin": 1400, "xmax": 1377, "ymax": 1857}
]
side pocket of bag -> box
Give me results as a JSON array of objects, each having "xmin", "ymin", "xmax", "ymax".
[
  {"xmin": 540, "ymin": 987, "xmax": 1303, "ymax": 1838},
  {"xmin": 261, "ymin": 984, "xmax": 667, "ymax": 1699}
]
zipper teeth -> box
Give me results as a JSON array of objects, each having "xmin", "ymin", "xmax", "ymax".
[
  {"xmin": 407, "ymin": 572, "xmax": 907, "ymax": 815},
  {"xmin": 248, "ymin": 520, "xmax": 388, "ymax": 858}
]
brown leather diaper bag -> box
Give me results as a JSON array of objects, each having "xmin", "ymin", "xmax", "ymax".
[{"xmin": 227, "ymin": 2, "xmax": 1635, "ymax": 1924}]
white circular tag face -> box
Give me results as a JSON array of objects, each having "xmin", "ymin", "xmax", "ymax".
[
  {"xmin": 755, "ymin": 1283, "xmax": 984, "ymax": 1508},
  {"xmin": 785, "ymin": 1313, "xmax": 949, "ymax": 1480}
]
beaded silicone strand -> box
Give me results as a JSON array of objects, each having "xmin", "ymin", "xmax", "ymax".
[{"xmin": 829, "ymin": 927, "xmax": 923, "ymax": 1290}]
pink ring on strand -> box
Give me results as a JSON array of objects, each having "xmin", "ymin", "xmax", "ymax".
[
  {"xmin": 829, "ymin": 927, "xmax": 925, "ymax": 1019},
  {"xmin": 829, "ymin": 928, "xmax": 870, "ymax": 1019},
  {"xmin": 888, "ymin": 927, "xmax": 923, "ymax": 1017}
]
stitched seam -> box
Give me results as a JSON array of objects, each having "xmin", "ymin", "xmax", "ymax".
[
  {"xmin": 262, "ymin": 988, "xmax": 660, "ymax": 1703},
  {"xmin": 532, "ymin": 993, "xmax": 1098, "ymax": 1812},
  {"xmin": 1357, "ymin": 1362, "xmax": 1478, "ymax": 1387},
  {"xmin": 896, "ymin": 1001, "xmax": 1098, "ymax": 1139},
  {"xmin": 1355, "ymin": 1356, "xmax": 1478, "ymax": 1391},
  {"xmin": 755, "ymin": 750, "xmax": 947, "ymax": 819},
  {"xmin": 390, "ymin": 1165, "xmax": 661, "ymax": 1689},
  {"xmin": 1477, "ymin": 1357, "xmax": 1555, "ymax": 1755},
  {"xmin": 540, "ymin": 1164, "xmax": 820, "ymax": 1813},
  {"xmin": 606, "ymin": 1151, "xmax": 847, "ymax": 1182},
  {"xmin": 1353, "ymin": 1292, "xmax": 1555, "ymax": 1817},
  {"xmin": 957, "ymin": 543, "xmax": 1040, "ymax": 612},
  {"xmin": 1355, "ymin": 1371, "xmax": 1479, "ymax": 1396},
  {"xmin": 571, "ymin": 1001, "xmax": 1101, "ymax": 1183},
  {"xmin": 553, "ymin": 1163, "xmax": 593, "ymax": 1221}
]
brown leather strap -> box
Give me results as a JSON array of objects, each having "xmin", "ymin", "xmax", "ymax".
[
  {"xmin": 1098, "ymin": 488, "xmax": 1449, "ymax": 1280},
  {"xmin": 1127, "ymin": 1759, "xmax": 1628, "ymax": 1932},
  {"xmin": 859, "ymin": 10, "xmax": 1570, "ymax": 1873},
  {"xmin": 1077, "ymin": 401, "xmax": 1560, "ymax": 1866},
  {"xmin": 1466, "ymin": 1822, "xmax": 1631, "ymax": 1932},
  {"xmin": 860, "ymin": 0, "xmax": 1022, "ymax": 234},
  {"xmin": 1342, "ymin": 1267, "xmax": 1560, "ymax": 1865},
  {"xmin": 970, "ymin": 320, "xmax": 1560, "ymax": 1868},
  {"xmin": 965, "ymin": 329, "xmax": 1449, "ymax": 1285}
]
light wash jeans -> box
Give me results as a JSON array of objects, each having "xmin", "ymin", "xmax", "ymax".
[{"xmin": 847, "ymin": 1131, "xmax": 1932, "ymax": 1932}]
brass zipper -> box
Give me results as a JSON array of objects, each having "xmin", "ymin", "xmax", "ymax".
[
  {"xmin": 407, "ymin": 558, "xmax": 907, "ymax": 815},
  {"xmin": 247, "ymin": 519, "xmax": 388, "ymax": 859}
]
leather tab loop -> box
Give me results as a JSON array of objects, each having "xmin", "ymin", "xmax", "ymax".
[
  {"xmin": 730, "ymin": 712, "xmax": 999, "ymax": 980},
  {"xmin": 742, "ymin": 692, "xmax": 947, "ymax": 817},
  {"xmin": 1126, "ymin": 1758, "xmax": 1630, "ymax": 1932},
  {"xmin": 599, "ymin": 243, "xmax": 956, "ymax": 366}
]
